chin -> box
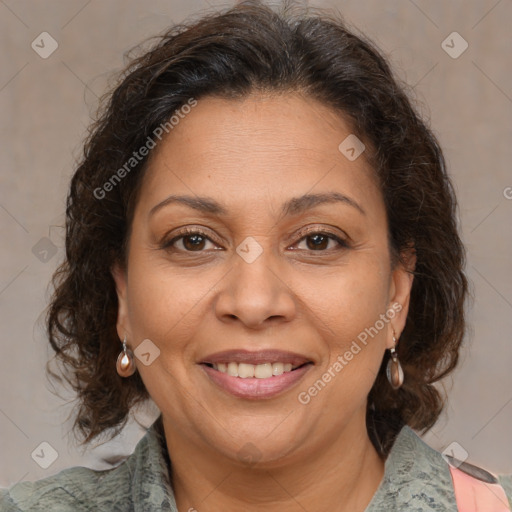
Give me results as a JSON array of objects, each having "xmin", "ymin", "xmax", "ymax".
[{"xmin": 213, "ymin": 428, "xmax": 306, "ymax": 469}]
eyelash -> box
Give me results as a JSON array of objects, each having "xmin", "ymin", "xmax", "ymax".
[{"xmin": 161, "ymin": 227, "xmax": 349, "ymax": 254}]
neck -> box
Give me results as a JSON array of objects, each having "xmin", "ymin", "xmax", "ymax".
[{"xmin": 161, "ymin": 413, "xmax": 386, "ymax": 512}]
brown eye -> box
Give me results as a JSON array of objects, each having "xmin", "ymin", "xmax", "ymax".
[
  {"xmin": 294, "ymin": 231, "xmax": 348, "ymax": 252},
  {"xmin": 182, "ymin": 233, "xmax": 207, "ymax": 251},
  {"xmin": 162, "ymin": 229, "xmax": 219, "ymax": 252},
  {"xmin": 305, "ymin": 233, "xmax": 330, "ymax": 250}
]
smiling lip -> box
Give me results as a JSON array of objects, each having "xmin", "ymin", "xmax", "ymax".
[
  {"xmin": 199, "ymin": 349, "xmax": 312, "ymax": 367},
  {"xmin": 198, "ymin": 349, "xmax": 313, "ymax": 400},
  {"xmin": 200, "ymin": 362, "xmax": 313, "ymax": 399}
]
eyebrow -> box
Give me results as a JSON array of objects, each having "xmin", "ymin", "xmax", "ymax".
[{"xmin": 148, "ymin": 191, "xmax": 366, "ymax": 219}]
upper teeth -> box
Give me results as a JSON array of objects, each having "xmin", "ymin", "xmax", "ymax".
[{"xmin": 213, "ymin": 362, "xmax": 295, "ymax": 378}]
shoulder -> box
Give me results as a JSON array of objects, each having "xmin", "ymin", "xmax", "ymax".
[
  {"xmin": 0, "ymin": 459, "xmax": 134, "ymax": 512},
  {"xmin": 366, "ymin": 425, "xmax": 512, "ymax": 511},
  {"xmin": 0, "ymin": 416, "xmax": 176, "ymax": 512},
  {"xmin": 498, "ymin": 474, "xmax": 512, "ymax": 508}
]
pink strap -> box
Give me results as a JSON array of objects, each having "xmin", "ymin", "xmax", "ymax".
[{"xmin": 449, "ymin": 465, "xmax": 511, "ymax": 511}]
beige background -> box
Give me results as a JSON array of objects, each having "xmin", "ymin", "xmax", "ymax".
[{"xmin": 1, "ymin": 0, "xmax": 511, "ymax": 487}]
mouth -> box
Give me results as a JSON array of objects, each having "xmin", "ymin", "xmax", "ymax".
[
  {"xmin": 198, "ymin": 349, "xmax": 314, "ymax": 399},
  {"xmin": 201, "ymin": 361, "xmax": 312, "ymax": 378}
]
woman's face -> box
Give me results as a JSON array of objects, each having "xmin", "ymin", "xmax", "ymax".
[{"xmin": 112, "ymin": 92, "xmax": 414, "ymax": 466}]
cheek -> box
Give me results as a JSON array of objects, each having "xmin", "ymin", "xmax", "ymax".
[
  {"xmin": 307, "ymin": 252, "xmax": 390, "ymax": 336},
  {"xmin": 308, "ymin": 253, "xmax": 390, "ymax": 387},
  {"xmin": 124, "ymin": 250, "xmax": 208, "ymax": 354}
]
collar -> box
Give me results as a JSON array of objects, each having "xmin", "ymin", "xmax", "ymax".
[
  {"xmin": 364, "ymin": 424, "xmax": 455, "ymax": 510},
  {"xmin": 131, "ymin": 416, "xmax": 455, "ymax": 511},
  {"xmin": 130, "ymin": 414, "xmax": 178, "ymax": 511}
]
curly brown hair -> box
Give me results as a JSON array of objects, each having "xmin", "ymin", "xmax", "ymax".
[{"xmin": 46, "ymin": 0, "xmax": 468, "ymax": 457}]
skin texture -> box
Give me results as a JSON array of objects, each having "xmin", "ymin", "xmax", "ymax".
[{"xmin": 112, "ymin": 92, "xmax": 416, "ymax": 511}]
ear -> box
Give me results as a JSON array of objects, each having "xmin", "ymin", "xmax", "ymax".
[
  {"xmin": 386, "ymin": 247, "xmax": 416, "ymax": 349},
  {"xmin": 111, "ymin": 261, "xmax": 131, "ymax": 342}
]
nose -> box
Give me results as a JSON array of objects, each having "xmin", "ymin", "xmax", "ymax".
[{"xmin": 214, "ymin": 243, "xmax": 297, "ymax": 330}]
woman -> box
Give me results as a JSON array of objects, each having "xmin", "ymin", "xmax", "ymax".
[{"xmin": 1, "ymin": 1, "xmax": 511, "ymax": 510}]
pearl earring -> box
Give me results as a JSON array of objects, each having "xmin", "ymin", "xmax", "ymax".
[
  {"xmin": 116, "ymin": 335, "xmax": 136, "ymax": 377},
  {"xmin": 386, "ymin": 330, "xmax": 404, "ymax": 390}
]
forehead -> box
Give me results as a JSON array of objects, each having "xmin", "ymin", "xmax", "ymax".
[{"xmin": 136, "ymin": 92, "xmax": 382, "ymax": 219}]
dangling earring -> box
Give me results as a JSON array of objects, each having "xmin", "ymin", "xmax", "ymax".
[
  {"xmin": 116, "ymin": 335, "xmax": 136, "ymax": 377},
  {"xmin": 386, "ymin": 330, "xmax": 404, "ymax": 390}
]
